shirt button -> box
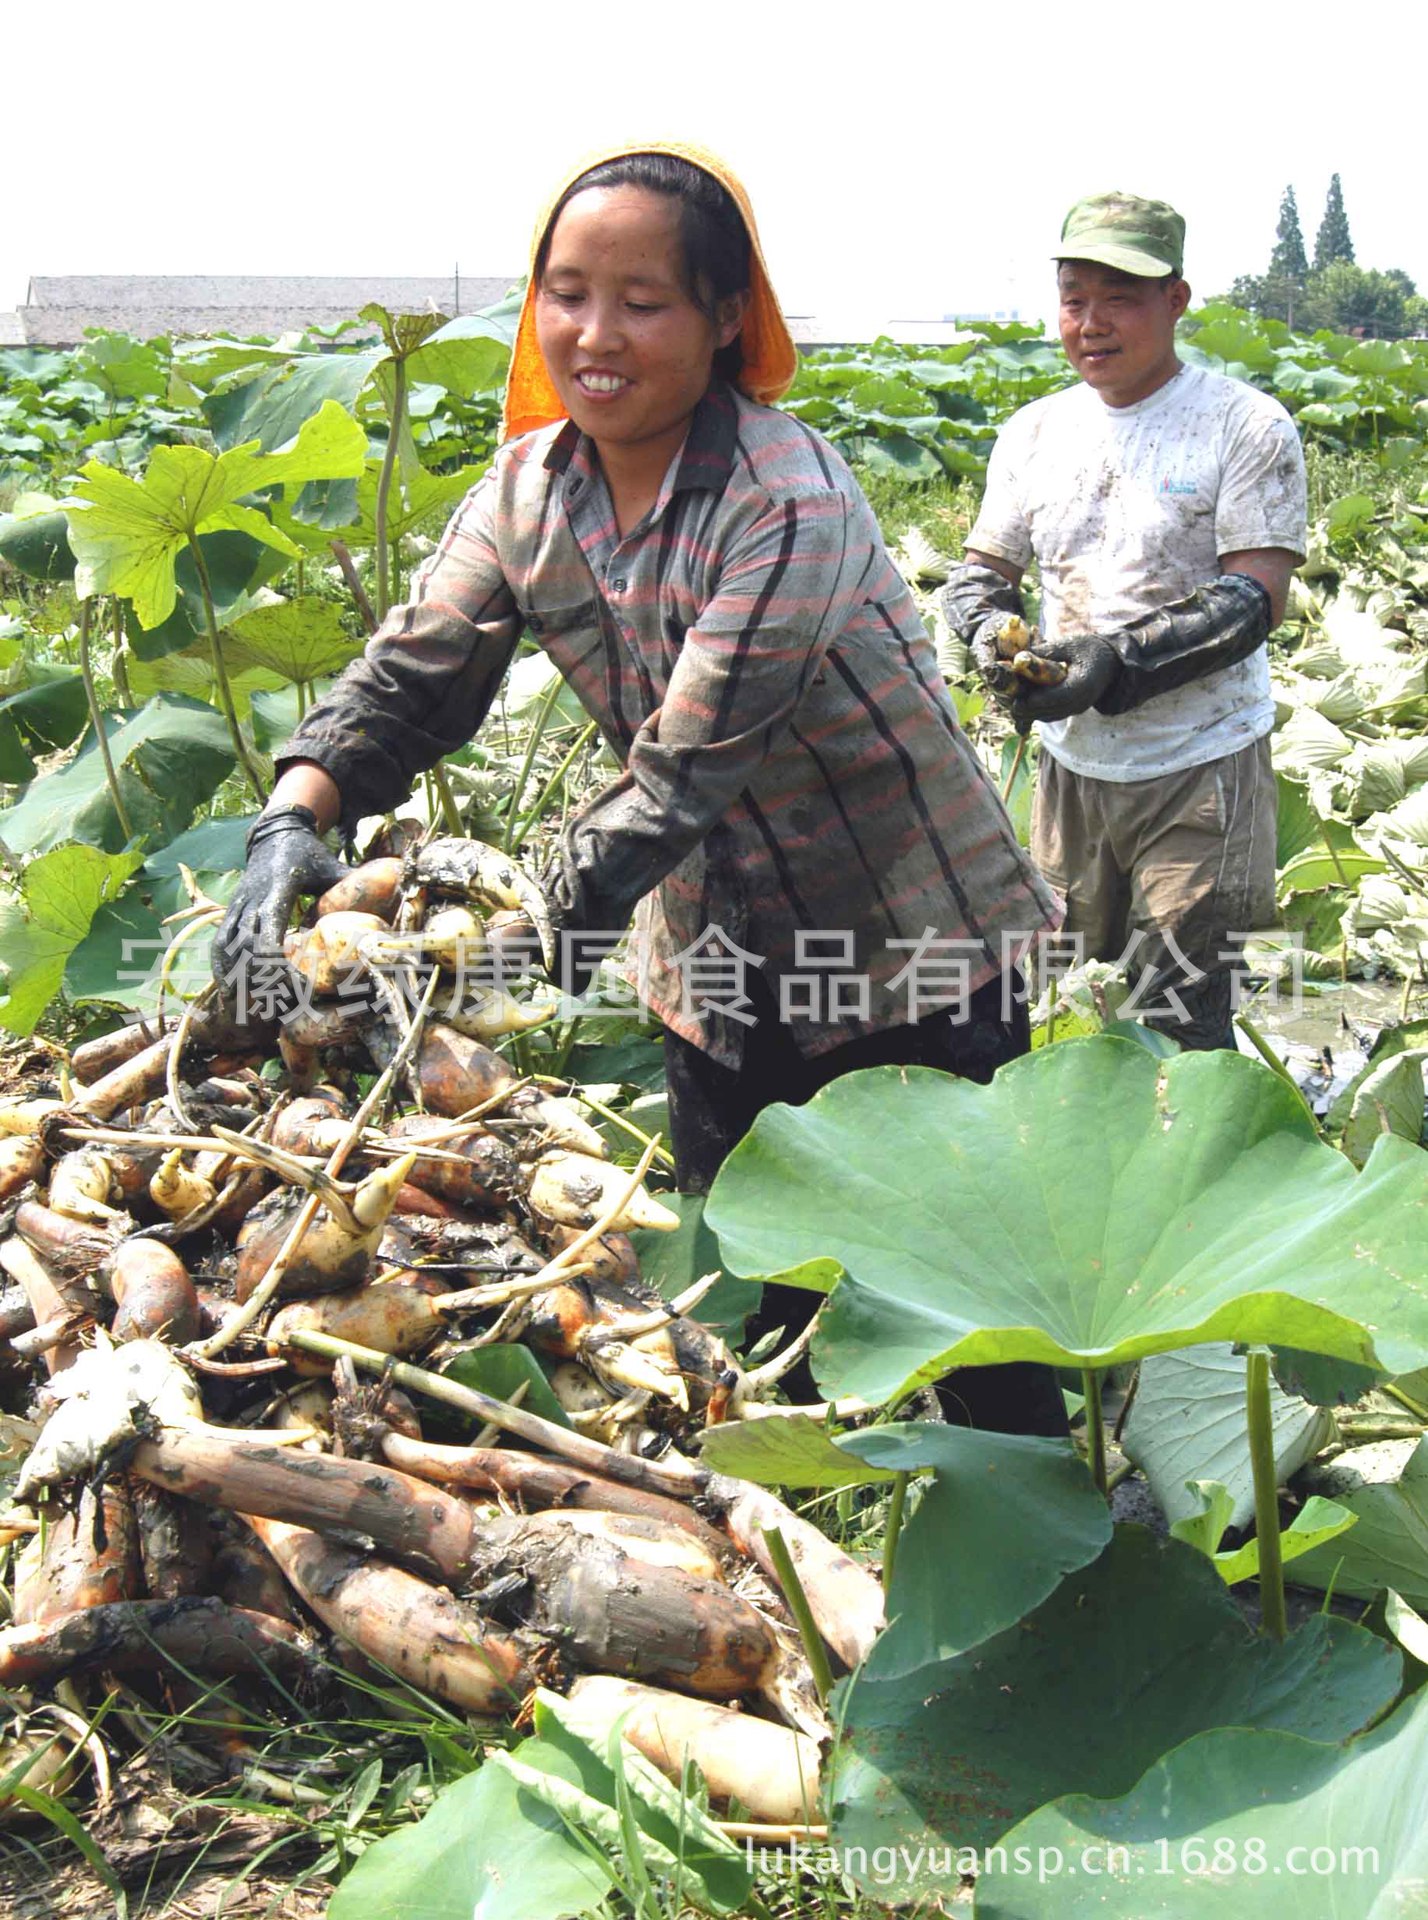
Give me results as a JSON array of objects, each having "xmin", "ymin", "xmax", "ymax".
[
  {"xmin": 568, "ymin": 476, "xmax": 583, "ymax": 496},
  {"xmin": 610, "ymin": 577, "xmax": 627, "ymax": 593}
]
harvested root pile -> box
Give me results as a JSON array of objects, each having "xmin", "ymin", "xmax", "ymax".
[{"xmin": 0, "ymin": 837, "xmax": 883, "ymax": 1838}]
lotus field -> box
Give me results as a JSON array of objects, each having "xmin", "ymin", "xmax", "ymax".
[{"xmin": 0, "ymin": 299, "xmax": 1427, "ymax": 1918}]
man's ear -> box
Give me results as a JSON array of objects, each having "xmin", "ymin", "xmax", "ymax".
[{"xmin": 1168, "ymin": 277, "xmax": 1192, "ymax": 322}]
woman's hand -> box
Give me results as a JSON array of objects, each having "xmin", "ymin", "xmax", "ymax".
[{"xmin": 212, "ymin": 806, "xmax": 348, "ymax": 1013}]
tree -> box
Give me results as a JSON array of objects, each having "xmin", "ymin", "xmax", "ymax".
[
  {"xmin": 1298, "ymin": 262, "xmax": 1417, "ymax": 338},
  {"xmin": 1270, "ymin": 185, "xmax": 1309, "ymax": 285},
  {"xmin": 1314, "ymin": 174, "xmax": 1355, "ymax": 270}
]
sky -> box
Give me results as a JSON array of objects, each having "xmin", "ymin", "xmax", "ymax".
[{"xmin": 5, "ymin": 0, "xmax": 1425, "ymax": 332}]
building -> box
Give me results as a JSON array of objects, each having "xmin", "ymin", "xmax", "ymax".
[
  {"xmin": 1, "ymin": 275, "xmax": 520, "ymax": 349},
  {"xmin": 0, "ymin": 277, "xmax": 1028, "ymax": 354}
]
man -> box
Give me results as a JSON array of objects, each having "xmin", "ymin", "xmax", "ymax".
[{"xmin": 942, "ymin": 192, "xmax": 1307, "ymax": 1048}]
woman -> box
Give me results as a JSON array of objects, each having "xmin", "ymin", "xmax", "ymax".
[{"xmin": 217, "ymin": 143, "xmax": 1063, "ymax": 1428}]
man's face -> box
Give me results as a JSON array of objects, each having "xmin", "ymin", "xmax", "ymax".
[{"xmin": 1057, "ymin": 260, "xmax": 1189, "ymax": 407}]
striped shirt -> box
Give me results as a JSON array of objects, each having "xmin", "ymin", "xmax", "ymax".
[{"xmin": 282, "ymin": 383, "xmax": 1060, "ymax": 1064}]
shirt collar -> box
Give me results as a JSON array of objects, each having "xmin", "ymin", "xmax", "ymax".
[{"xmin": 542, "ymin": 382, "xmax": 739, "ymax": 495}]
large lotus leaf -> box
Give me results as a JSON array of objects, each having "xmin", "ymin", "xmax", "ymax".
[
  {"xmin": 839, "ymin": 1424, "xmax": 1112, "ymax": 1673},
  {"xmin": 407, "ymin": 317, "xmax": 511, "ymax": 397},
  {"xmin": 203, "ymin": 348, "xmax": 383, "ymax": 451},
  {"xmin": 326, "ymin": 1750, "xmax": 610, "ymax": 1920},
  {"xmin": 1293, "ymin": 1437, "xmax": 1428, "ymax": 1609},
  {"xmin": 0, "ymin": 506, "xmax": 75, "ymax": 582},
  {"xmin": 828, "ymin": 1529, "xmax": 1399, "ymax": 1895},
  {"xmin": 1122, "ymin": 1345, "xmax": 1334, "ymax": 1530},
  {"xmin": 74, "ymin": 331, "xmax": 168, "ymax": 403},
  {"xmin": 705, "ymin": 1041, "xmax": 1428, "ymax": 1406},
  {"xmin": 125, "ymin": 644, "xmax": 286, "ymax": 720},
  {"xmin": 63, "ymin": 888, "xmax": 174, "ymax": 1015},
  {"xmin": 125, "ymin": 530, "xmax": 293, "ymax": 660},
  {"xmin": 65, "ymin": 401, "xmax": 367, "ymax": 627},
  {"xmin": 223, "ymin": 599, "xmax": 364, "ymax": 685},
  {"xmin": 974, "ymin": 1684, "xmax": 1428, "ymax": 1919},
  {"xmin": 0, "ymin": 695, "xmax": 235, "ymax": 858},
  {"xmin": 142, "ymin": 814, "xmax": 252, "ymax": 884},
  {"xmin": 0, "ymin": 845, "xmax": 144, "ymax": 1035},
  {"xmin": 0, "ymin": 666, "xmax": 88, "ymax": 783}
]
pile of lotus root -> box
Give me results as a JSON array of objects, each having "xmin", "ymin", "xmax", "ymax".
[{"xmin": 0, "ymin": 836, "xmax": 885, "ymax": 1831}]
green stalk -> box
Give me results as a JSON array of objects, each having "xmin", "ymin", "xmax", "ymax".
[
  {"xmin": 1246, "ymin": 1348, "xmax": 1287, "ymax": 1640},
  {"xmin": 760, "ymin": 1524, "xmax": 834, "ymax": 1705},
  {"xmin": 1234, "ymin": 1013, "xmax": 1320, "ymax": 1130},
  {"xmin": 502, "ymin": 672, "xmax": 565, "ymax": 852},
  {"xmin": 1045, "ymin": 974, "xmax": 1060, "ymax": 1047},
  {"xmin": 110, "ymin": 598, "xmax": 132, "ymax": 707},
  {"xmin": 1081, "ymin": 1366, "xmax": 1107, "ymax": 1498},
  {"xmin": 431, "ymin": 763, "xmax": 463, "ymax": 835},
  {"xmin": 78, "ymin": 600, "xmax": 135, "ymax": 843},
  {"xmin": 881, "ymin": 1471, "xmax": 910, "ymax": 1590},
  {"xmin": 373, "ymin": 358, "xmax": 407, "ymax": 622},
  {"xmin": 509, "ymin": 720, "xmax": 598, "ymax": 856},
  {"xmin": 186, "ymin": 534, "xmax": 268, "ymax": 804}
]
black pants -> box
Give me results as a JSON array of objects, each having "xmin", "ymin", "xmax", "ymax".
[{"xmin": 664, "ymin": 970, "xmax": 1068, "ymax": 1437}]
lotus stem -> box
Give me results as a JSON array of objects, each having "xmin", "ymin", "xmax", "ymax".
[
  {"xmin": 881, "ymin": 1470, "xmax": 910, "ymax": 1590},
  {"xmin": 509, "ymin": 719, "xmax": 599, "ymax": 855},
  {"xmin": 330, "ymin": 539, "xmax": 378, "ymax": 636},
  {"xmin": 1001, "ymin": 730, "xmax": 1030, "ymax": 804},
  {"xmin": 502, "ymin": 671, "xmax": 565, "ymax": 853},
  {"xmin": 1081, "ymin": 1367, "xmax": 1107, "ymax": 1498},
  {"xmin": 432, "ymin": 764, "xmax": 464, "ymax": 835},
  {"xmin": 78, "ymin": 600, "xmax": 135, "ymax": 843},
  {"xmin": 1246, "ymin": 1347, "xmax": 1287, "ymax": 1640},
  {"xmin": 373, "ymin": 357, "xmax": 407, "ymax": 621},
  {"xmin": 759, "ymin": 1523, "xmax": 834, "ymax": 1705},
  {"xmin": 186, "ymin": 533, "xmax": 268, "ymax": 804},
  {"xmin": 1233, "ymin": 1014, "xmax": 1320, "ymax": 1131},
  {"xmin": 1045, "ymin": 975, "xmax": 1059, "ymax": 1047},
  {"xmin": 110, "ymin": 597, "xmax": 132, "ymax": 707}
]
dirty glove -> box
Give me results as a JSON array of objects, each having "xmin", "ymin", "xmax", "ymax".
[
  {"xmin": 1011, "ymin": 575, "xmax": 1275, "ymax": 726},
  {"xmin": 939, "ymin": 563, "xmax": 1028, "ymax": 699},
  {"xmin": 1088, "ymin": 573, "xmax": 1274, "ymax": 716},
  {"xmin": 212, "ymin": 805, "xmax": 347, "ymax": 1013},
  {"xmin": 1010, "ymin": 636, "xmax": 1119, "ymax": 725}
]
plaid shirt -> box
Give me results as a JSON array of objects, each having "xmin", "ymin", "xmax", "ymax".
[{"xmin": 283, "ymin": 383, "xmax": 1059, "ymax": 1065}]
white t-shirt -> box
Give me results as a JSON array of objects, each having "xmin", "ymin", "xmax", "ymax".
[{"xmin": 968, "ymin": 362, "xmax": 1307, "ymax": 781}]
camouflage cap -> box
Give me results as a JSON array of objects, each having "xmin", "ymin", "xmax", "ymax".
[{"xmin": 1055, "ymin": 192, "xmax": 1185, "ymax": 278}]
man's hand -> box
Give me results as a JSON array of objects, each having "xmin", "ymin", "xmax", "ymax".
[
  {"xmin": 1010, "ymin": 636, "xmax": 1119, "ymax": 725},
  {"xmin": 212, "ymin": 805, "xmax": 348, "ymax": 1011},
  {"xmin": 940, "ymin": 562, "xmax": 1029, "ymax": 704}
]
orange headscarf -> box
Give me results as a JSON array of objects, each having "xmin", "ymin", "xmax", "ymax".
[{"xmin": 501, "ymin": 140, "xmax": 799, "ymax": 443}]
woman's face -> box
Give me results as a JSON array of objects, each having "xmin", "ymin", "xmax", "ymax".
[{"xmin": 535, "ymin": 185, "xmax": 744, "ymax": 466}]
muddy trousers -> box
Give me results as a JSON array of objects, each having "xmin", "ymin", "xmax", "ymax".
[
  {"xmin": 1032, "ymin": 736, "xmax": 1279, "ymax": 1052},
  {"xmin": 664, "ymin": 969, "xmax": 1068, "ymax": 1438}
]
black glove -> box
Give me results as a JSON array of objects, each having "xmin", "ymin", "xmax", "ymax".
[
  {"xmin": 1011, "ymin": 575, "xmax": 1274, "ymax": 726},
  {"xmin": 1010, "ymin": 636, "xmax": 1119, "ymax": 725},
  {"xmin": 212, "ymin": 805, "xmax": 348, "ymax": 1015},
  {"xmin": 939, "ymin": 563, "xmax": 1027, "ymax": 699},
  {"xmin": 1090, "ymin": 573, "xmax": 1273, "ymax": 715}
]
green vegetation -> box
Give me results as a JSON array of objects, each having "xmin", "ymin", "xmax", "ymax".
[{"xmin": 1, "ymin": 298, "xmax": 1427, "ymax": 1917}]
